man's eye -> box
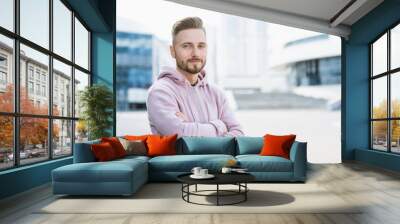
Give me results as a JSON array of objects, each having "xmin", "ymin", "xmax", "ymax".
[{"xmin": 182, "ymin": 45, "xmax": 189, "ymax": 48}]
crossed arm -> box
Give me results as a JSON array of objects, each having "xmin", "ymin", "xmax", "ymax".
[{"xmin": 147, "ymin": 87, "xmax": 244, "ymax": 137}]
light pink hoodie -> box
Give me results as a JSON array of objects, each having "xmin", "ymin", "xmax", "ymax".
[{"xmin": 146, "ymin": 66, "xmax": 244, "ymax": 137}]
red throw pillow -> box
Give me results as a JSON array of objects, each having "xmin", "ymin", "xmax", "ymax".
[
  {"xmin": 91, "ymin": 142, "xmax": 118, "ymax": 161},
  {"xmin": 146, "ymin": 134, "xmax": 178, "ymax": 157},
  {"xmin": 101, "ymin": 137, "xmax": 127, "ymax": 158},
  {"xmin": 260, "ymin": 134, "xmax": 296, "ymax": 159}
]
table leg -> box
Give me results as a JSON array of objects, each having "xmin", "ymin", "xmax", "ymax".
[
  {"xmin": 245, "ymin": 183, "xmax": 247, "ymax": 201},
  {"xmin": 217, "ymin": 184, "xmax": 219, "ymax": 206},
  {"xmin": 181, "ymin": 184, "xmax": 183, "ymax": 199},
  {"xmin": 187, "ymin": 184, "xmax": 190, "ymax": 202}
]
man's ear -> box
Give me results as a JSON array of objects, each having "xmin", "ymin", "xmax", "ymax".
[{"xmin": 170, "ymin": 45, "xmax": 176, "ymax": 59}]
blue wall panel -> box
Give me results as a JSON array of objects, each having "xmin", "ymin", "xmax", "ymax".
[
  {"xmin": 342, "ymin": 44, "xmax": 369, "ymax": 160},
  {"xmin": 92, "ymin": 32, "xmax": 115, "ymax": 135},
  {"xmin": 92, "ymin": 33, "xmax": 114, "ymax": 87},
  {"xmin": 355, "ymin": 149, "xmax": 400, "ymax": 172},
  {"xmin": 0, "ymin": 158, "xmax": 72, "ymax": 199},
  {"xmin": 343, "ymin": 0, "xmax": 400, "ymax": 171}
]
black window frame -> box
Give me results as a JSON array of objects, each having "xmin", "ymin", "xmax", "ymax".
[
  {"xmin": 370, "ymin": 20, "xmax": 400, "ymax": 154},
  {"xmin": 0, "ymin": 0, "xmax": 92, "ymax": 171}
]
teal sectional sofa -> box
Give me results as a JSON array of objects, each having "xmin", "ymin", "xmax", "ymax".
[{"xmin": 52, "ymin": 137, "xmax": 307, "ymax": 196}]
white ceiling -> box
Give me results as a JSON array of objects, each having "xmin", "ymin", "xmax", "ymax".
[
  {"xmin": 166, "ymin": 0, "xmax": 384, "ymax": 38},
  {"xmin": 226, "ymin": 0, "xmax": 352, "ymax": 22}
]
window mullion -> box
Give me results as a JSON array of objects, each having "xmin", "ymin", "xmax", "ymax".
[
  {"xmin": 71, "ymin": 10, "xmax": 76, "ymax": 155},
  {"xmin": 388, "ymin": 30, "xmax": 391, "ymax": 153},
  {"xmin": 13, "ymin": 0, "xmax": 20, "ymax": 166},
  {"xmin": 387, "ymin": 29, "xmax": 393, "ymax": 152},
  {"xmin": 370, "ymin": 45, "xmax": 373, "ymax": 149},
  {"xmin": 48, "ymin": 0, "xmax": 54, "ymax": 160}
]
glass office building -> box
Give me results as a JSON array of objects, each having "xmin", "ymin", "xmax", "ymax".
[{"xmin": 116, "ymin": 32, "xmax": 153, "ymax": 111}]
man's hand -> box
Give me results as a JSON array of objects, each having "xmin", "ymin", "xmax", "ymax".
[{"xmin": 175, "ymin": 112, "xmax": 188, "ymax": 122}]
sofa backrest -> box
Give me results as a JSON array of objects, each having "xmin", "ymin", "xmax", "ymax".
[
  {"xmin": 73, "ymin": 139, "xmax": 100, "ymax": 163},
  {"xmin": 235, "ymin": 136, "xmax": 263, "ymax": 155},
  {"xmin": 74, "ymin": 136, "xmax": 277, "ymax": 162},
  {"xmin": 74, "ymin": 137, "xmax": 237, "ymax": 162},
  {"xmin": 177, "ymin": 137, "xmax": 236, "ymax": 155}
]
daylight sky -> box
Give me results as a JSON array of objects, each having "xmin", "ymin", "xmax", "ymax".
[{"xmin": 117, "ymin": 0, "xmax": 319, "ymax": 49}]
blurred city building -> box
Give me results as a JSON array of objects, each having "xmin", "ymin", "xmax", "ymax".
[
  {"xmin": 0, "ymin": 40, "xmax": 75, "ymax": 158},
  {"xmin": 115, "ymin": 17, "xmax": 341, "ymax": 111},
  {"xmin": 116, "ymin": 17, "xmax": 175, "ymax": 111}
]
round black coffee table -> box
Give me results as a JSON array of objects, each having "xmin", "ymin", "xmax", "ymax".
[{"xmin": 177, "ymin": 172, "xmax": 255, "ymax": 206}]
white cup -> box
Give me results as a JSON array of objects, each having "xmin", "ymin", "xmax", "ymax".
[
  {"xmin": 200, "ymin": 169, "xmax": 208, "ymax": 176},
  {"xmin": 221, "ymin": 167, "xmax": 232, "ymax": 174},
  {"xmin": 191, "ymin": 167, "xmax": 202, "ymax": 176}
]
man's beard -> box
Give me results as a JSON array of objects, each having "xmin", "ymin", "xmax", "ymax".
[{"xmin": 176, "ymin": 58, "xmax": 206, "ymax": 74}]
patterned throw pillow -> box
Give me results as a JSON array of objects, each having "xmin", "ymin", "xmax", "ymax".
[{"xmin": 118, "ymin": 138, "xmax": 147, "ymax": 156}]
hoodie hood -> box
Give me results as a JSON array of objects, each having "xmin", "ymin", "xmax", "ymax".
[{"xmin": 158, "ymin": 66, "xmax": 207, "ymax": 87}]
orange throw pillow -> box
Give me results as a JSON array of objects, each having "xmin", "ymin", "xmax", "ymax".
[
  {"xmin": 91, "ymin": 142, "xmax": 117, "ymax": 161},
  {"xmin": 146, "ymin": 134, "xmax": 178, "ymax": 157},
  {"xmin": 124, "ymin": 134, "xmax": 153, "ymax": 150},
  {"xmin": 260, "ymin": 134, "xmax": 296, "ymax": 159},
  {"xmin": 101, "ymin": 137, "xmax": 127, "ymax": 158},
  {"xmin": 124, "ymin": 135, "xmax": 150, "ymax": 142}
]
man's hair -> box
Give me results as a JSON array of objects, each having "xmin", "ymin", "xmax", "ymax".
[{"xmin": 172, "ymin": 17, "xmax": 206, "ymax": 42}]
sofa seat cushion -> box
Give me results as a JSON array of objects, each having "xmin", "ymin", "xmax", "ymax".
[
  {"xmin": 149, "ymin": 154, "xmax": 235, "ymax": 172},
  {"xmin": 52, "ymin": 159, "xmax": 147, "ymax": 183},
  {"xmin": 116, "ymin": 155, "xmax": 150, "ymax": 163},
  {"xmin": 236, "ymin": 155, "xmax": 293, "ymax": 172}
]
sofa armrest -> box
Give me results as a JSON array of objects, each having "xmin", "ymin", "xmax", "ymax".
[
  {"xmin": 73, "ymin": 140, "xmax": 100, "ymax": 163},
  {"xmin": 289, "ymin": 141, "xmax": 307, "ymax": 181}
]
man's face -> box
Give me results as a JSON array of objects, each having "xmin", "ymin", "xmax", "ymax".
[{"xmin": 171, "ymin": 28, "xmax": 207, "ymax": 74}]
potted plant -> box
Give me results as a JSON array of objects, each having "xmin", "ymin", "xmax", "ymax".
[{"xmin": 79, "ymin": 84, "xmax": 114, "ymax": 140}]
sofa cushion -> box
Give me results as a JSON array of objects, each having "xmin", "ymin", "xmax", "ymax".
[
  {"xmin": 236, "ymin": 137, "xmax": 263, "ymax": 155},
  {"xmin": 101, "ymin": 137, "xmax": 127, "ymax": 158},
  {"xmin": 52, "ymin": 158, "xmax": 147, "ymax": 183},
  {"xmin": 147, "ymin": 134, "xmax": 178, "ymax": 157},
  {"xmin": 124, "ymin": 134, "xmax": 150, "ymax": 142},
  {"xmin": 148, "ymin": 154, "xmax": 235, "ymax": 172},
  {"xmin": 260, "ymin": 134, "xmax": 296, "ymax": 159},
  {"xmin": 177, "ymin": 137, "xmax": 236, "ymax": 155},
  {"xmin": 119, "ymin": 138, "xmax": 147, "ymax": 156},
  {"xmin": 115, "ymin": 155, "xmax": 150, "ymax": 163},
  {"xmin": 91, "ymin": 142, "xmax": 118, "ymax": 161},
  {"xmin": 124, "ymin": 135, "xmax": 152, "ymax": 150},
  {"xmin": 236, "ymin": 155, "xmax": 293, "ymax": 172}
]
